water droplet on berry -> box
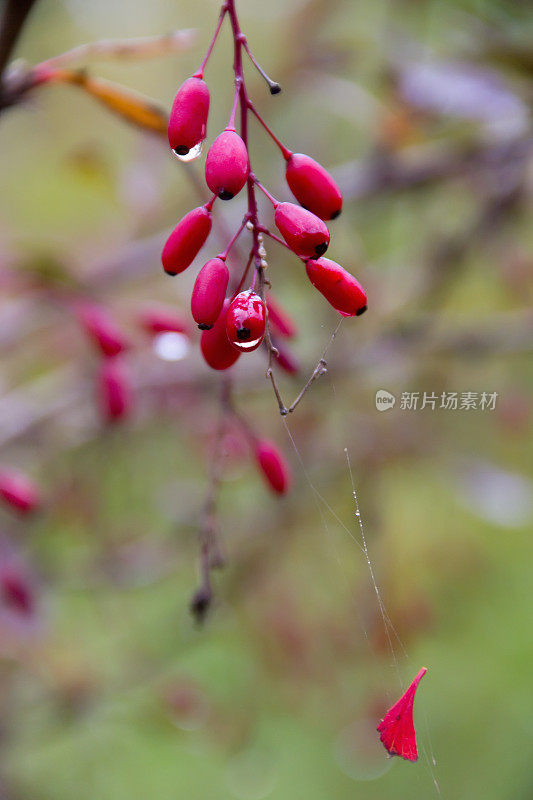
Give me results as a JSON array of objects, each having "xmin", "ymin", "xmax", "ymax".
[
  {"xmin": 233, "ymin": 335, "xmax": 263, "ymax": 352},
  {"xmin": 173, "ymin": 140, "xmax": 204, "ymax": 162},
  {"xmin": 153, "ymin": 332, "xmax": 190, "ymax": 361}
]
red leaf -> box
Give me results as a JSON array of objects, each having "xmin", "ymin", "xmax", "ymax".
[{"xmin": 377, "ymin": 667, "xmax": 427, "ymax": 762}]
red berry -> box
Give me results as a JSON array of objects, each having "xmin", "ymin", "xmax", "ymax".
[
  {"xmin": 305, "ymin": 257, "xmax": 367, "ymax": 317},
  {"xmin": 205, "ymin": 129, "xmax": 249, "ymax": 200},
  {"xmin": 273, "ymin": 339, "xmax": 300, "ymax": 375},
  {"xmin": 274, "ymin": 202, "xmax": 330, "ymax": 259},
  {"xmin": 77, "ymin": 303, "xmax": 129, "ymax": 358},
  {"xmin": 162, "ymin": 205, "xmax": 212, "ymax": 275},
  {"xmin": 0, "ymin": 564, "xmax": 34, "ymax": 616},
  {"xmin": 138, "ymin": 305, "xmax": 189, "ymax": 335},
  {"xmin": 0, "ymin": 469, "xmax": 40, "ymax": 515},
  {"xmin": 200, "ymin": 300, "xmax": 241, "ymax": 371},
  {"xmin": 254, "ymin": 439, "xmax": 291, "ymax": 495},
  {"xmin": 168, "ymin": 77, "xmax": 210, "ymax": 157},
  {"xmin": 191, "ymin": 258, "xmax": 229, "ymax": 330},
  {"xmin": 266, "ymin": 294, "xmax": 297, "ymax": 339},
  {"xmin": 285, "ymin": 152, "xmax": 342, "ymax": 221},
  {"xmin": 98, "ymin": 358, "xmax": 132, "ymax": 422},
  {"xmin": 226, "ymin": 291, "xmax": 266, "ymax": 352}
]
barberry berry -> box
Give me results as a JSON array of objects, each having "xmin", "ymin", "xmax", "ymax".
[
  {"xmin": 0, "ymin": 469, "xmax": 40, "ymax": 515},
  {"xmin": 200, "ymin": 299, "xmax": 241, "ymax": 370},
  {"xmin": 77, "ymin": 302, "xmax": 129, "ymax": 358},
  {"xmin": 162, "ymin": 205, "xmax": 212, "ymax": 275},
  {"xmin": 254, "ymin": 439, "xmax": 291, "ymax": 495},
  {"xmin": 98, "ymin": 358, "xmax": 132, "ymax": 422},
  {"xmin": 139, "ymin": 305, "xmax": 189, "ymax": 335},
  {"xmin": 274, "ymin": 202, "xmax": 330, "ymax": 259},
  {"xmin": 191, "ymin": 257, "xmax": 230, "ymax": 330},
  {"xmin": 285, "ymin": 152, "xmax": 342, "ymax": 221},
  {"xmin": 305, "ymin": 257, "xmax": 367, "ymax": 317},
  {"xmin": 205, "ymin": 128, "xmax": 249, "ymax": 200},
  {"xmin": 0, "ymin": 564, "xmax": 34, "ymax": 616},
  {"xmin": 266, "ymin": 294, "xmax": 297, "ymax": 339},
  {"xmin": 226, "ymin": 290, "xmax": 266, "ymax": 352},
  {"xmin": 168, "ymin": 76, "xmax": 210, "ymax": 157}
]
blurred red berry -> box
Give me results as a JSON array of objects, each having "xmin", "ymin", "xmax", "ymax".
[
  {"xmin": 205, "ymin": 129, "xmax": 249, "ymax": 200},
  {"xmin": 274, "ymin": 202, "xmax": 330, "ymax": 259},
  {"xmin": 191, "ymin": 258, "xmax": 229, "ymax": 330},
  {"xmin": 226, "ymin": 290, "xmax": 266, "ymax": 352},
  {"xmin": 162, "ymin": 205, "xmax": 212, "ymax": 275},
  {"xmin": 285, "ymin": 152, "xmax": 342, "ymax": 221},
  {"xmin": 0, "ymin": 564, "xmax": 34, "ymax": 616},
  {"xmin": 168, "ymin": 77, "xmax": 210, "ymax": 157},
  {"xmin": 77, "ymin": 303, "xmax": 129, "ymax": 359},
  {"xmin": 273, "ymin": 339, "xmax": 300, "ymax": 375},
  {"xmin": 200, "ymin": 300, "xmax": 241, "ymax": 371},
  {"xmin": 266, "ymin": 294, "xmax": 297, "ymax": 339},
  {"xmin": 254, "ymin": 439, "xmax": 291, "ymax": 495},
  {"xmin": 0, "ymin": 469, "xmax": 40, "ymax": 515},
  {"xmin": 305, "ymin": 257, "xmax": 367, "ymax": 317},
  {"xmin": 138, "ymin": 305, "xmax": 189, "ymax": 336},
  {"xmin": 98, "ymin": 358, "xmax": 132, "ymax": 422},
  {"xmin": 377, "ymin": 667, "xmax": 427, "ymax": 762}
]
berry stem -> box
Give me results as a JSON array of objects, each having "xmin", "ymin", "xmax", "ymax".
[
  {"xmin": 230, "ymin": 248, "xmax": 254, "ymax": 298},
  {"xmin": 193, "ymin": 2, "xmax": 228, "ymax": 79},
  {"xmin": 218, "ymin": 214, "xmax": 250, "ymax": 260},
  {"xmin": 257, "ymin": 225, "xmax": 292, "ymax": 252},
  {"xmin": 241, "ymin": 39, "xmax": 281, "ymax": 95},
  {"xmin": 227, "ymin": 80, "xmax": 241, "ymax": 130},
  {"xmin": 248, "ymin": 101, "xmax": 291, "ymax": 159},
  {"xmin": 253, "ymin": 178, "xmax": 278, "ymax": 207}
]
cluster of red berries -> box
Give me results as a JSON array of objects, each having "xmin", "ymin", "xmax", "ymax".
[
  {"xmin": 77, "ymin": 301, "xmax": 189, "ymax": 423},
  {"xmin": 161, "ymin": 12, "xmax": 368, "ymax": 374}
]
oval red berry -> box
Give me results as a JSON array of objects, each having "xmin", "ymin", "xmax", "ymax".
[
  {"xmin": 226, "ymin": 291, "xmax": 266, "ymax": 352},
  {"xmin": 191, "ymin": 258, "xmax": 229, "ymax": 330},
  {"xmin": 200, "ymin": 300, "xmax": 241, "ymax": 370},
  {"xmin": 168, "ymin": 77, "xmax": 210, "ymax": 157},
  {"xmin": 162, "ymin": 206, "xmax": 212, "ymax": 275},
  {"xmin": 274, "ymin": 202, "xmax": 330, "ymax": 259},
  {"xmin": 285, "ymin": 153, "xmax": 342, "ymax": 221},
  {"xmin": 305, "ymin": 257, "xmax": 367, "ymax": 317},
  {"xmin": 205, "ymin": 129, "xmax": 249, "ymax": 200}
]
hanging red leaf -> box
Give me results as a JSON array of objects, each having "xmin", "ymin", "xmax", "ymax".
[{"xmin": 377, "ymin": 667, "xmax": 427, "ymax": 762}]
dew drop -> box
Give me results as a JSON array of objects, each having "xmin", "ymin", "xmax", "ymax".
[
  {"xmin": 172, "ymin": 140, "xmax": 204, "ymax": 162},
  {"xmin": 233, "ymin": 336, "xmax": 263, "ymax": 352},
  {"xmin": 153, "ymin": 332, "xmax": 190, "ymax": 361}
]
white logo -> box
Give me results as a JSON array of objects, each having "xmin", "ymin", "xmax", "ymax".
[{"xmin": 375, "ymin": 390, "xmax": 396, "ymax": 411}]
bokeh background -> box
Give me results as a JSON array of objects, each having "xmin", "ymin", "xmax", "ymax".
[{"xmin": 0, "ymin": 0, "xmax": 532, "ymax": 798}]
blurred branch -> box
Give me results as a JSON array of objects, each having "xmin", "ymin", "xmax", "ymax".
[
  {"xmin": 0, "ymin": 27, "xmax": 196, "ymax": 114},
  {"xmin": 0, "ymin": 0, "xmax": 37, "ymax": 81},
  {"xmin": 38, "ymin": 29, "xmax": 196, "ymax": 69},
  {"xmin": 334, "ymin": 135, "xmax": 533, "ymax": 203}
]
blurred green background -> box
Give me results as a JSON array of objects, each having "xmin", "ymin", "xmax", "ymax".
[{"xmin": 0, "ymin": 0, "xmax": 532, "ymax": 798}]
